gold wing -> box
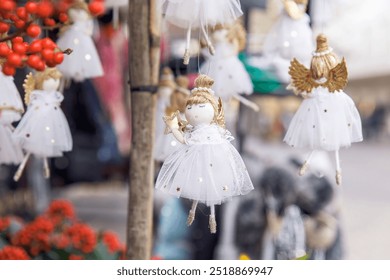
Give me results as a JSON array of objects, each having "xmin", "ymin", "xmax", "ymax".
[
  {"xmin": 216, "ymin": 98, "xmax": 226, "ymax": 128},
  {"xmin": 289, "ymin": 58, "xmax": 317, "ymax": 94},
  {"xmin": 23, "ymin": 72, "xmax": 35, "ymax": 105},
  {"xmin": 177, "ymin": 112, "xmax": 188, "ymax": 132},
  {"xmin": 324, "ymin": 58, "xmax": 348, "ymax": 93}
]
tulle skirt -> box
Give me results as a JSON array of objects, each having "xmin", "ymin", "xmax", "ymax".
[
  {"xmin": 284, "ymin": 88, "xmax": 363, "ymax": 151},
  {"xmin": 162, "ymin": 0, "xmax": 243, "ymax": 28},
  {"xmin": 0, "ymin": 124, "xmax": 23, "ymax": 165},
  {"xmin": 156, "ymin": 142, "xmax": 254, "ymax": 206},
  {"xmin": 200, "ymin": 55, "xmax": 253, "ymax": 101},
  {"xmin": 57, "ymin": 29, "xmax": 103, "ymax": 81},
  {"xmin": 13, "ymin": 106, "xmax": 73, "ymax": 157},
  {"xmin": 154, "ymin": 133, "xmax": 182, "ymax": 162}
]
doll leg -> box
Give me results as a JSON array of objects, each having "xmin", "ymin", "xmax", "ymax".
[
  {"xmin": 200, "ymin": 24, "xmax": 215, "ymax": 55},
  {"xmin": 187, "ymin": 200, "xmax": 198, "ymax": 226},
  {"xmin": 209, "ymin": 204, "xmax": 217, "ymax": 234},
  {"xmin": 335, "ymin": 150, "xmax": 342, "ymax": 185},
  {"xmin": 183, "ymin": 25, "xmax": 192, "ymax": 65},
  {"xmin": 43, "ymin": 157, "xmax": 50, "ymax": 179},
  {"xmin": 233, "ymin": 95, "xmax": 260, "ymax": 112},
  {"xmin": 299, "ymin": 150, "xmax": 315, "ymax": 176},
  {"xmin": 13, "ymin": 153, "xmax": 31, "ymax": 182}
]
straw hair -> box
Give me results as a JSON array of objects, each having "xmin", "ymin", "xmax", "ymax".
[
  {"xmin": 35, "ymin": 68, "xmax": 62, "ymax": 90},
  {"xmin": 70, "ymin": 0, "xmax": 89, "ymax": 12},
  {"xmin": 186, "ymin": 75, "xmax": 225, "ymax": 127},
  {"xmin": 295, "ymin": 0, "xmax": 308, "ymax": 5},
  {"xmin": 227, "ymin": 21, "xmax": 246, "ymax": 52},
  {"xmin": 310, "ymin": 34, "xmax": 339, "ymax": 80}
]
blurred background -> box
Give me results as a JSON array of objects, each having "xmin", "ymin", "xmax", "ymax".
[{"xmin": 1, "ymin": 0, "xmax": 390, "ymax": 260}]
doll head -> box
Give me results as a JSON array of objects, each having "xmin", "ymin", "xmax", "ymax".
[
  {"xmin": 226, "ymin": 21, "xmax": 246, "ymax": 52},
  {"xmin": 35, "ymin": 68, "xmax": 62, "ymax": 91},
  {"xmin": 211, "ymin": 24, "xmax": 229, "ymax": 43},
  {"xmin": 69, "ymin": 1, "xmax": 90, "ymax": 22},
  {"xmin": 185, "ymin": 75, "xmax": 225, "ymax": 127},
  {"xmin": 167, "ymin": 75, "xmax": 190, "ymax": 114},
  {"xmin": 310, "ymin": 34, "xmax": 339, "ymax": 81},
  {"xmin": 158, "ymin": 67, "xmax": 176, "ymax": 98}
]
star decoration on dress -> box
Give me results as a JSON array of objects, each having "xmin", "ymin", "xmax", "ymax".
[{"xmin": 176, "ymin": 187, "xmax": 181, "ymax": 192}]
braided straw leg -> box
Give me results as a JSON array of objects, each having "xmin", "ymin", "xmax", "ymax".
[
  {"xmin": 209, "ymin": 215, "xmax": 217, "ymax": 234},
  {"xmin": 13, "ymin": 153, "xmax": 31, "ymax": 182}
]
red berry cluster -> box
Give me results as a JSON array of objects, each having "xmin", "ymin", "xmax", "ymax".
[
  {"xmin": 0, "ymin": 0, "xmax": 105, "ymax": 76},
  {"xmin": 0, "ymin": 245, "xmax": 30, "ymax": 260}
]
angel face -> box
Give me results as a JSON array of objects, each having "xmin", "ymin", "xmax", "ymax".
[
  {"xmin": 42, "ymin": 78, "xmax": 60, "ymax": 92},
  {"xmin": 158, "ymin": 86, "xmax": 174, "ymax": 99},
  {"xmin": 212, "ymin": 29, "xmax": 228, "ymax": 43},
  {"xmin": 185, "ymin": 103, "xmax": 214, "ymax": 127},
  {"xmin": 69, "ymin": 8, "xmax": 89, "ymax": 22}
]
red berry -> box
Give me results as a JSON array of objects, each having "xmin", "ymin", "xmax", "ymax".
[
  {"xmin": 41, "ymin": 38, "xmax": 56, "ymax": 50},
  {"xmin": 88, "ymin": 2, "xmax": 105, "ymax": 16},
  {"xmin": 41, "ymin": 49, "xmax": 54, "ymax": 61},
  {"xmin": 0, "ymin": 43, "xmax": 11, "ymax": 57},
  {"xmin": 46, "ymin": 60, "xmax": 57, "ymax": 68},
  {"xmin": 0, "ymin": 22, "xmax": 10, "ymax": 33},
  {"xmin": 28, "ymin": 40, "xmax": 43, "ymax": 53},
  {"xmin": 16, "ymin": 7, "xmax": 28, "ymax": 20},
  {"xmin": 44, "ymin": 18, "xmax": 56, "ymax": 27},
  {"xmin": 12, "ymin": 43, "xmax": 27, "ymax": 55},
  {"xmin": 7, "ymin": 53, "xmax": 22, "ymax": 67},
  {"xmin": 37, "ymin": 1, "xmax": 54, "ymax": 18},
  {"xmin": 26, "ymin": 24, "xmax": 41, "ymax": 38},
  {"xmin": 2, "ymin": 63, "xmax": 16, "ymax": 76},
  {"xmin": 25, "ymin": 1, "xmax": 38, "ymax": 14},
  {"xmin": 36, "ymin": 60, "xmax": 45, "ymax": 71},
  {"xmin": 12, "ymin": 37, "xmax": 23, "ymax": 44},
  {"xmin": 58, "ymin": 13, "xmax": 68, "ymax": 23},
  {"xmin": 0, "ymin": 1, "xmax": 16, "ymax": 12},
  {"xmin": 27, "ymin": 55, "xmax": 41, "ymax": 68},
  {"xmin": 10, "ymin": 15, "xmax": 18, "ymax": 22},
  {"xmin": 14, "ymin": 20, "xmax": 26, "ymax": 29},
  {"xmin": 53, "ymin": 52, "xmax": 64, "ymax": 64}
]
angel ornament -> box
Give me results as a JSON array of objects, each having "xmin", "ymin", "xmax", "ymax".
[
  {"xmin": 161, "ymin": 0, "xmax": 243, "ymax": 64},
  {"xmin": 156, "ymin": 74, "xmax": 254, "ymax": 233},
  {"xmin": 57, "ymin": 0, "xmax": 103, "ymax": 81},
  {"xmin": 251, "ymin": 0, "xmax": 313, "ymax": 83},
  {"xmin": 284, "ymin": 34, "xmax": 363, "ymax": 185},
  {"xmin": 200, "ymin": 22, "xmax": 258, "ymax": 112},
  {"xmin": 13, "ymin": 68, "xmax": 73, "ymax": 181},
  {"xmin": 155, "ymin": 74, "xmax": 190, "ymax": 161},
  {"xmin": 0, "ymin": 68, "xmax": 24, "ymax": 165}
]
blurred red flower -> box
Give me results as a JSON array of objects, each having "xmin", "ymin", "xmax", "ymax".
[
  {"xmin": 0, "ymin": 246, "xmax": 30, "ymax": 260},
  {"xmin": 66, "ymin": 223, "xmax": 97, "ymax": 254},
  {"xmin": 102, "ymin": 231, "xmax": 122, "ymax": 253},
  {"xmin": 0, "ymin": 217, "xmax": 10, "ymax": 232},
  {"xmin": 45, "ymin": 199, "xmax": 75, "ymax": 225}
]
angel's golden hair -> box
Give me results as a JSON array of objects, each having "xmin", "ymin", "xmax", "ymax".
[
  {"xmin": 186, "ymin": 75, "xmax": 225, "ymax": 128},
  {"xmin": 310, "ymin": 34, "xmax": 339, "ymax": 80},
  {"xmin": 166, "ymin": 75, "xmax": 189, "ymax": 115},
  {"xmin": 213, "ymin": 21, "xmax": 246, "ymax": 52}
]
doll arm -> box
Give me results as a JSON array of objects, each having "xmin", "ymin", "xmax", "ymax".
[{"xmin": 163, "ymin": 111, "xmax": 185, "ymax": 144}]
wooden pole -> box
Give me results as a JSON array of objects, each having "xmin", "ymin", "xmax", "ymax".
[{"xmin": 126, "ymin": 0, "xmax": 161, "ymax": 259}]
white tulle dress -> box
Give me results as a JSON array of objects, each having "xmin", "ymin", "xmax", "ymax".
[
  {"xmin": 57, "ymin": 19, "xmax": 103, "ymax": 81},
  {"xmin": 284, "ymin": 87, "xmax": 363, "ymax": 151},
  {"xmin": 161, "ymin": 0, "xmax": 243, "ymax": 28},
  {"xmin": 156, "ymin": 124, "xmax": 253, "ymax": 206},
  {"xmin": 0, "ymin": 71, "xmax": 24, "ymax": 164},
  {"xmin": 200, "ymin": 42, "xmax": 253, "ymax": 101},
  {"xmin": 13, "ymin": 90, "xmax": 73, "ymax": 157},
  {"xmin": 250, "ymin": 5, "xmax": 314, "ymax": 83}
]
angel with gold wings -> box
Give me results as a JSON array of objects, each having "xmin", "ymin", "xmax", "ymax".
[
  {"xmin": 155, "ymin": 75, "xmax": 254, "ymax": 233},
  {"xmin": 284, "ymin": 34, "xmax": 363, "ymax": 185},
  {"xmin": 12, "ymin": 68, "xmax": 73, "ymax": 181}
]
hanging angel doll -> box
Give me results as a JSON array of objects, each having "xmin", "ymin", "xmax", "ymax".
[
  {"xmin": 284, "ymin": 34, "xmax": 363, "ymax": 185},
  {"xmin": 156, "ymin": 74, "xmax": 254, "ymax": 233},
  {"xmin": 251, "ymin": 0, "xmax": 314, "ymax": 83},
  {"xmin": 13, "ymin": 68, "xmax": 73, "ymax": 181},
  {"xmin": 56, "ymin": 0, "xmax": 103, "ymax": 81},
  {"xmin": 161, "ymin": 0, "xmax": 243, "ymax": 64},
  {"xmin": 155, "ymin": 74, "xmax": 190, "ymax": 161},
  {"xmin": 0, "ymin": 67, "xmax": 24, "ymax": 165},
  {"xmin": 200, "ymin": 21, "xmax": 258, "ymax": 112}
]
